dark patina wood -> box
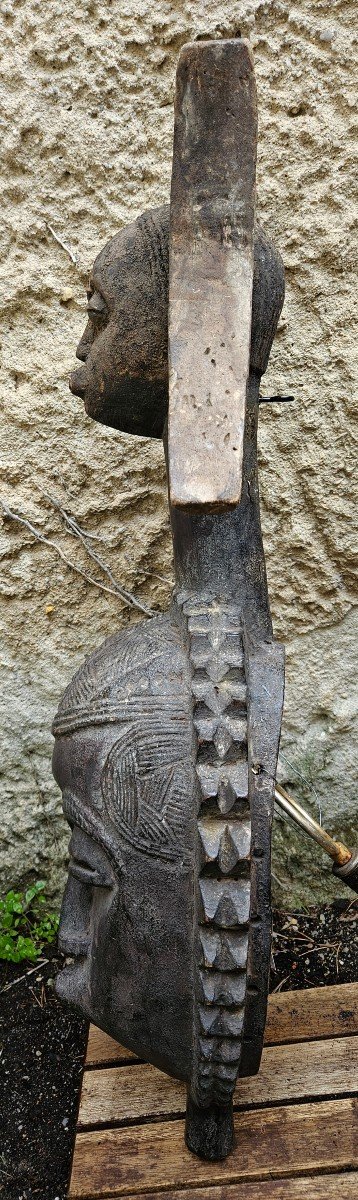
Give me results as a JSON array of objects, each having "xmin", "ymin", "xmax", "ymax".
[{"xmin": 55, "ymin": 37, "xmax": 287, "ymax": 1165}]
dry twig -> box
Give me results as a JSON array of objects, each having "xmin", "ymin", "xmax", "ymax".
[
  {"xmin": 45, "ymin": 222, "xmax": 79, "ymax": 267},
  {"xmin": 1, "ymin": 500, "xmax": 154, "ymax": 618},
  {"xmin": 40, "ymin": 490, "xmax": 155, "ymax": 617},
  {"xmin": 271, "ymin": 870, "xmax": 286, "ymax": 889},
  {"xmin": 0, "ymin": 959, "xmax": 49, "ymax": 994},
  {"xmin": 29, "ymin": 985, "xmax": 45, "ymax": 1010},
  {"xmin": 271, "ymin": 973, "xmax": 293, "ymax": 993}
]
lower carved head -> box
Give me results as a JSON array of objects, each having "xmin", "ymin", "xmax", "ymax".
[
  {"xmin": 52, "ymin": 613, "xmax": 197, "ymax": 1079},
  {"xmin": 69, "ymin": 206, "xmax": 284, "ymax": 438}
]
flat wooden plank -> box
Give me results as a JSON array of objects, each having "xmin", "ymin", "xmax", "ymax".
[
  {"xmin": 265, "ymin": 982, "xmax": 358, "ymax": 1045},
  {"xmin": 168, "ymin": 39, "xmax": 257, "ymax": 510},
  {"xmin": 119, "ymin": 1173, "xmax": 358, "ymax": 1200},
  {"xmin": 79, "ymin": 1061, "xmax": 183, "ymax": 1128},
  {"xmin": 69, "ymin": 1097, "xmax": 358, "ymax": 1196},
  {"xmin": 78, "ymin": 1034, "xmax": 357, "ymax": 1129},
  {"xmin": 85, "ymin": 983, "xmax": 358, "ymax": 1067},
  {"xmin": 86, "ymin": 1028, "xmax": 138, "ymax": 1067}
]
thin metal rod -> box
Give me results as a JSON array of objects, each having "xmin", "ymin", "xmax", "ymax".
[{"xmin": 274, "ymin": 782, "xmax": 352, "ymax": 867}]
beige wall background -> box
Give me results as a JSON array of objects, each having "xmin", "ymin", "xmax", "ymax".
[{"xmin": 0, "ymin": 0, "xmax": 356, "ymax": 905}]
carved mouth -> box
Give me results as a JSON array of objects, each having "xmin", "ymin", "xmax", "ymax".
[
  {"xmin": 69, "ymin": 368, "xmax": 86, "ymax": 399},
  {"xmin": 58, "ymin": 932, "xmax": 90, "ymax": 960},
  {"xmin": 55, "ymin": 951, "xmax": 88, "ymax": 1004}
]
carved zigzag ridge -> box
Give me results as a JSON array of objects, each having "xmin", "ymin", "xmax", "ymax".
[{"xmin": 177, "ymin": 594, "xmax": 251, "ymax": 1106}]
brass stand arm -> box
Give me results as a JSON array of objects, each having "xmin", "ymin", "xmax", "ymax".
[{"xmin": 274, "ymin": 783, "xmax": 358, "ymax": 894}]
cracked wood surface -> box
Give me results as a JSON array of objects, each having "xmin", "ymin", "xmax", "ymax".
[
  {"xmin": 77, "ymin": 1034, "xmax": 358, "ymax": 1128},
  {"xmin": 106, "ymin": 1177, "xmax": 358, "ymax": 1200},
  {"xmin": 69, "ymin": 1098, "xmax": 358, "ymax": 1197}
]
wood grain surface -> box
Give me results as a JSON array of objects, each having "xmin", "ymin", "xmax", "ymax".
[
  {"xmin": 71, "ymin": 984, "xmax": 358, "ymax": 1198},
  {"xmin": 78, "ymin": 1034, "xmax": 357, "ymax": 1128},
  {"xmin": 168, "ymin": 40, "xmax": 257, "ymax": 509},
  {"xmin": 117, "ymin": 1175, "xmax": 358, "ymax": 1200},
  {"xmin": 265, "ymin": 981, "xmax": 358, "ymax": 1045},
  {"xmin": 70, "ymin": 1097, "xmax": 358, "ymax": 1196}
]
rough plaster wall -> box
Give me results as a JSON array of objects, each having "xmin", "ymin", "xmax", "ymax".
[{"xmin": 0, "ymin": 0, "xmax": 356, "ymax": 905}]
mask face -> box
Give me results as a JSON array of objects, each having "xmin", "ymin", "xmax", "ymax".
[
  {"xmin": 52, "ymin": 616, "xmax": 197, "ymax": 1079},
  {"xmin": 55, "ymin": 823, "xmax": 118, "ymax": 1018}
]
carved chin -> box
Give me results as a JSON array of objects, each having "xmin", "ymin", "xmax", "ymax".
[
  {"xmin": 55, "ymin": 956, "xmax": 90, "ymax": 1008},
  {"xmin": 69, "ymin": 359, "xmax": 168, "ymax": 437},
  {"xmin": 80, "ymin": 376, "xmax": 169, "ymax": 439}
]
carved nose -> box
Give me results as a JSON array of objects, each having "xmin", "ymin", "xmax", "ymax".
[{"xmin": 69, "ymin": 367, "xmax": 86, "ymax": 399}]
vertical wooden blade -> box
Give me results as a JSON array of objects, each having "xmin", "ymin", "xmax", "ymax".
[{"xmin": 168, "ymin": 40, "xmax": 257, "ymax": 511}]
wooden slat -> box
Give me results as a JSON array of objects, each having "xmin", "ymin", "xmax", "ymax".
[
  {"xmin": 265, "ymin": 983, "xmax": 358, "ymax": 1046},
  {"xmin": 79, "ymin": 1061, "xmax": 183, "ymax": 1128},
  {"xmin": 69, "ymin": 1097, "xmax": 358, "ymax": 1196},
  {"xmin": 86, "ymin": 1028, "xmax": 137, "ymax": 1068},
  {"xmin": 118, "ymin": 1173, "xmax": 358, "ymax": 1200},
  {"xmin": 78, "ymin": 1034, "xmax": 358, "ymax": 1129},
  {"xmin": 168, "ymin": 40, "xmax": 257, "ymax": 510},
  {"xmin": 85, "ymin": 983, "xmax": 358, "ymax": 1067}
]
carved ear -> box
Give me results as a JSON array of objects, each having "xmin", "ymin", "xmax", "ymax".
[
  {"xmin": 250, "ymin": 223, "xmax": 285, "ymax": 375},
  {"xmin": 101, "ymin": 726, "xmax": 191, "ymax": 864}
]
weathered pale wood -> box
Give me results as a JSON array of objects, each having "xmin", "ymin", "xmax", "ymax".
[
  {"xmin": 79, "ymin": 1061, "xmax": 183, "ymax": 1127},
  {"xmin": 78, "ymin": 1034, "xmax": 358, "ymax": 1128},
  {"xmin": 86, "ymin": 1028, "xmax": 138, "ymax": 1067},
  {"xmin": 85, "ymin": 983, "xmax": 358, "ymax": 1067},
  {"xmin": 118, "ymin": 1173, "xmax": 358, "ymax": 1200},
  {"xmin": 265, "ymin": 982, "xmax": 358, "ymax": 1045},
  {"xmin": 168, "ymin": 40, "xmax": 257, "ymax": 510},
  {"xmin": 69, "ymin": 1097, "xmax": 358, "ymax": 1196}
]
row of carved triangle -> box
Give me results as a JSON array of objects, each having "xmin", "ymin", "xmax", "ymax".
[
  {"xmin": 198, "ymin": 816, "xmax": 251, "ymax": 873},
  {"xmin": 183, "ymin": 596, "xmax": 250, "ymax": 1104},
  {"xmin": 199, "ymin": 877, "xmax": 251, "ymax": 928}
]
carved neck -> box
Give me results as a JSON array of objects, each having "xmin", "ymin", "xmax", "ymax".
[{"xmin": 167, "ymin": 371, "xmax": 272, "ymax": 641}]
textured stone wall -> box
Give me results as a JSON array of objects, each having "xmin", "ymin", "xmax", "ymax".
[{"xmin": 0, "ymin": 0, "xmax": 356, "ymax": 905}]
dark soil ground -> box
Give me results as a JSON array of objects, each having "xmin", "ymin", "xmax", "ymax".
[{"xmin": 0, "ymin": 898, "xmax": 357, "ymax": 1200}]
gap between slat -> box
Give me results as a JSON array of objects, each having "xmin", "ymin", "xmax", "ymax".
[
  {"xmin": 108, "ymin": 1171, "xmax": 358, "ymax": 1200},
  {"xmin": 77, "ymin": 1034, "xmax": 358, "ymax": 1132}
]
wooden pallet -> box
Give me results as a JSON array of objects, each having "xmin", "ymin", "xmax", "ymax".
[{"xmin": 69, "ymin": 982, "xmax": 358, "ymax": 1198}]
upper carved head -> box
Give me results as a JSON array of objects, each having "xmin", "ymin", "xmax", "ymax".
[{"xmin": 70, "ymin": 205, "xmax": 284, "ymax": 438}]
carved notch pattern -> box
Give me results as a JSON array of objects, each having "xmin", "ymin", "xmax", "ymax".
[{"xmin": 177, "ymin": 594, "xmax": 251, "ymax": 1106}]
